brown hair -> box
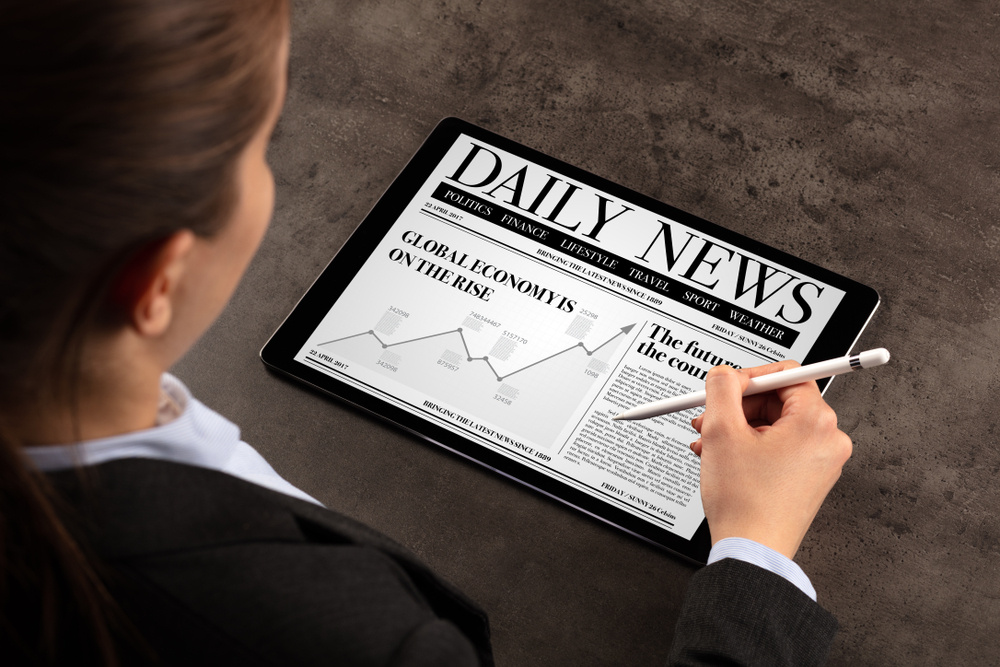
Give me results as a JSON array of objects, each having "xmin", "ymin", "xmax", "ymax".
[{"xmin": 0, "ymin": 0, "xmax": 288, "ymax": 662}]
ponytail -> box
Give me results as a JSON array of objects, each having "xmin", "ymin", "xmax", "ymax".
[{"xmin": 0, "ymin": 426, "xmax": 119, "ymax": 664}]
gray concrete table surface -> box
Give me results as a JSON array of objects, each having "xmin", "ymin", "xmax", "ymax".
[{"xmin": 174, "ymin": 1, "xmax": 1000, "ymax": 664}]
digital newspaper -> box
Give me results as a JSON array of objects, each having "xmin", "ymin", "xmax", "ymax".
[{"xmin": 295, "ymin": 134, "xmax": 846, "ymax": 540}]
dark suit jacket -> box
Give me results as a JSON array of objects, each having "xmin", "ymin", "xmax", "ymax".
[
  {"xmin": 39, "ymin": 458, "xmax": 836, "ymax": 666},
  {"xmin": 43, "ymin": 458, "xmax": 493, "ymax": 666},
  {"xmin": 668, "ymin": 557, "xmax": 839, "ymax": 666}
]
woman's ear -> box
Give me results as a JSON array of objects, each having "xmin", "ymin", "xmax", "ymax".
[{"xmin": 110, "ymin": 230, "xmax": 196, "ymax": 337}]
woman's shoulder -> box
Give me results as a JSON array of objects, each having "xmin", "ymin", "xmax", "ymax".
[
  {"xmin": 49, "ymin": 458, "xmax": 315, "ymax": 557},
  {"xmin": 46, "ymin": 458, "xmax": 492, "ymax": 665}
]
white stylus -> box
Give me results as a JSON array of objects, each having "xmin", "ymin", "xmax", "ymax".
[{"xmin": 612, "ymin": 348, "xmax": 891, "ymax": 421}]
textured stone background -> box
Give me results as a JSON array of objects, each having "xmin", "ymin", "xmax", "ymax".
[{"xmin": 177, "ymin": 1, "xmax": 1000, "ymax": 664}]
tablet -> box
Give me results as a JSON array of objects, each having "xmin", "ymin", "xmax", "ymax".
[{"xmin": 261, "ymin": 117, "xmax": 880, "ymax": 563}]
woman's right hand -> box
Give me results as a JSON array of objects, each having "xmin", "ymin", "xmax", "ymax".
[{"xmin": 690, "ymin": 362, "xmax": 853, "ymax": 560}]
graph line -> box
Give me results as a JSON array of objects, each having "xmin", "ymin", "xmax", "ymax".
[
  {"xmin": 386, "ymin": 329, "xmax": 459, "ymax": 347},
  {"xmin": 319, "ymin": 323, "xmax": 635, "ymax": 382}
]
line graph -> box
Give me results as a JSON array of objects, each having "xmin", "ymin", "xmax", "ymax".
[
  {"xmin": 319, "ymin": 324, "xmax": 635, "ymax": 382},
  {"xmin": 312, "ymin": 313, "xmax": 641, "ymax": 447}
]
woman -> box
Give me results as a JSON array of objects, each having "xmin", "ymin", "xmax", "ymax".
[{"xmin": 1, "ymin": 1, "xmax": 851, "ymax": 665}]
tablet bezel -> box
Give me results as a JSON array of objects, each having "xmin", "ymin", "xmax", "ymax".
[{"xmin": 261, "ymin": 117, "xmax": 880, "ymax": 563}]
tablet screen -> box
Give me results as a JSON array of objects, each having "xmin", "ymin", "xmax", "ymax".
[{"xmin": 269, "ymin": 120, "xmax": 876, "ymax": 558}]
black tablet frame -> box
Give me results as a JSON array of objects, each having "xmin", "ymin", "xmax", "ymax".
[{"xmin": 261, "ymin": 117, "xmax": 880, "ymax": 564}]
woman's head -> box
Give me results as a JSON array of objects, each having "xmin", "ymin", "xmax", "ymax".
[
  {"xmin": 0, "ymin": 0, "xmax": 289, "ymax": 413},
  {"xmin": 0, "ymin": 0, "xmax": 289, "ymax": 661}
]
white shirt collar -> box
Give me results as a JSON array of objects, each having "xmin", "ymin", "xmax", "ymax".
[{"xmin": 24, "ymin": 373, "xmax": 322, "ymax": 506}]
